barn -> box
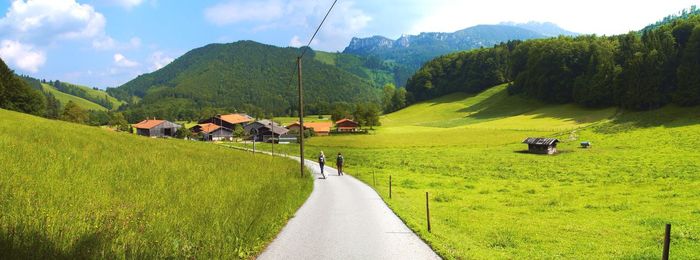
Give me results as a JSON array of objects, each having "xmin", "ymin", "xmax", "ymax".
[
  {"xmin": 133, "ymin": 119, "xmax": 181, "ymax": 138},
  {"xmin": 335, "ymin": 118, "xmax": 360, "ymax": 132},
  {"xmin": 193, "ymin": 123, "xmax": 233, "ymax": 141},
  {"xmin": 244, "ymin": 119, "xmax": 289, "ymax": 142},
  {"xmin": 198, "ymin": 113, "xmax": 254, "ymax": 129},
  {"xmin": 522, "ymin": 137, "xmax": 559, "ymax": 154},
  {"xmin": 286, "ymin": 122, "xmax": 332, "ymax": 136}
]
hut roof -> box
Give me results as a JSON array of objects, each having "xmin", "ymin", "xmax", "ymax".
[
  {"xmin": 522, "ymin": 137, "xmax": 559, "ymax": 146},
  {"xmin": 287, "ymin": 122, "xmax": 332, "ymax": 133},
  {"xmin": 219, "ymin": 113, "xmax": 254, "ymax": 125},
  {"xmin": 335, "ymin": 118, "xmax": 357, "ymax": 125},
  {"xmin": 133, "ymin": 119, "xmax": 165, "ymax": 129}
]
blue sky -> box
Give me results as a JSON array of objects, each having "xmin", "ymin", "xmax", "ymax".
[{"xmin": 0, "ymin": 0, "xmax": 697, "ymax": 88}]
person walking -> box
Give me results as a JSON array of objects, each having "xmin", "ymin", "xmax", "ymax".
[
  {"xmin": 318, "ymin": 151, "xmax": 326, "ymax": 179},
  {"xmin": 336, "ymin": 152, "xmax": 344, "ymax": 176}
]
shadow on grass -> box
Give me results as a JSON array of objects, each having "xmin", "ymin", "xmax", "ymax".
[
  {"xmin": 0, "ymin": 228, "xmax": 117, "ymax": 259},
  {"xmin": 593, "ymin": 105, "xmax": 700, "ymax": 133}
]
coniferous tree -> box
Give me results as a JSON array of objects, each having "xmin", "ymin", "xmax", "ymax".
[{"xmin": 675, "ymin": 25, "xmax": 700, "ymax": 105}]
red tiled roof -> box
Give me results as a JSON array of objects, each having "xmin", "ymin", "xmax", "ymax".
[
  {"xmin": 198, "ymin": 123, "xmax": 222, "ymax": 133},
  {"xmin": 219, "ymin": 114, "xmax": 253, "ymax": 125},
  {"xmin": 133, "ymin": 119, "xmax": 165, "ymax": 129},
  {"xmin": 335, "ymin": 118, "xmax": 355, "ymax": 124},
  {"xmin": 288, "ymin": 121, "xmax": 332, "ymax": 133}
]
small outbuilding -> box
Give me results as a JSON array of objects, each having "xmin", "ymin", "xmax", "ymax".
[
  {"xmin": 286, "ymin": 122, "xmax": 333, "ymax": 136},
  {"xmin": 133, "ymin": 119, "xmax": 181, "ymax": 138},
  {"xmin": 244, "ymin": 119, "xmax": 289, "ymax": 142},
  {"xmin": 198, "ymin": 113, "xmax": 254, "ymax": 129},
  {"xmin": 522, "ymin": 137, "xmax": 559, "ymax": 155},
  {"xmin": 195, "ymin": 123, "xmax": 233, "ymax": 141},
  {"xmin": 335, "ymin": 118, "xmax": 361, "ymax": 132}
]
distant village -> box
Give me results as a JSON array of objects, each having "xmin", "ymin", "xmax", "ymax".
[{"xmin": 130, "ymin": 113, "xmax": 364, "ymax": 143}]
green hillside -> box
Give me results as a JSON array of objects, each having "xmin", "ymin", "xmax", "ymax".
[
  {"xmin": 242, "ymin": 84, "xmax": 700, "ymax": 258},
  {"xmin": 40, "ymin": 83, "xmax": 107, "ymax": 111},
  {"xmin": 64, "ymin": 82, "xmax": 124, "ymax": 109},
  {"xmin": 0, "ymin": 108, "xmax": 311, "ymax": 258},
  {"xmin": 109, "ymin": 41, "xmax": 382, "ymax": 121},
  {"xmin": 314, "ymin": 51, "xmax": 397, "ymax": 87}
]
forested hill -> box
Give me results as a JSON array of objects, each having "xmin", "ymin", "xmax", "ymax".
[
  {"xmin": 0, "ymin": 57, "xmax": 45, "ymax": 116},
  {"xmin": 342, "ymin": 24, "xmax": 551, "ymax": 85},
  {"xmin": 108, "ymin": 41, "xmax": 381, "ymax": 121},
  {"xmin": 406, "ymin": 12, "xmax": 700, "ymax": 110}
]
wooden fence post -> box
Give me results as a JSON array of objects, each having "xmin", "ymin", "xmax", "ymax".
[
  {"xmin": 389, "ymin": 175, "xmax": 392, "ymax": 199},
  {"xmin": 426, "ymin": 192, "xmax": 431, "ymax": 233},
  {"xmin": 662, "ymin": 223, "xmax": 671, "ymax": 260},
  {"xmin": 373, "ymin": 171, "xmax": 376, "ymax": 187}
]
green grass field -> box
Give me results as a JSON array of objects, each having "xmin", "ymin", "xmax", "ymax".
[
  {"xmin": 65, "ymin": 82, "xmax": 125, "ymax": 110},
  {"xmin": 41, "ymin": 83, "xmax": 108, "ymax": 111},
  {"xmin": 242, "ymin": 84, "xmax": 700, "ymax": 259},
  {"xmin": 274, "ymin": 115, "xmax": 331, "ymax": 125},
  {"xmin": 0, "ymin": 109, "xmax": 312, "ymax": 258}
]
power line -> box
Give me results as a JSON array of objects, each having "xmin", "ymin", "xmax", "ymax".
[{"xmin": 299, "ymin": 0, "xmax": 339, "ymax": 59}]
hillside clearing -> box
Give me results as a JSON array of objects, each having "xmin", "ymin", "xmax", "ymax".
[{"xmin": 41, "ymin": 83, "xmax": 107, "ymax": 111}]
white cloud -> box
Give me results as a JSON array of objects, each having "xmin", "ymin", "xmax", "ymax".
[
  {"xmin": 409, "ymin": 0, "xmax": 700, "ymax": 35},
  {"xmin": 148, "ymin": 51, "xmax": 174, "ymax": 71},
  {"xmin": 0, "ymin": 0, "xmax": 107, "ymax": 44},
  {"xmin": 0, "ymin": 40, "xmax": 46, "ymax": 72},
  {"xmin": 204, "ymin": 0, "xmax": 285, "ymax": 26},
  {"xmin": 289, "ymin": 35, "xmax": 303, "ymax": 47},
  {"xmin": 204, "ymin": 0, "xmax": 372, "ymax": 51},
  {"xmin": 113, "ymin": 53, "xmax": 139, "ymax": 67},
  {"xmin": 110, "ymin": 0, "xmax": 145, "ymax": 9},
  {"xmin": 92, "ymin": 36, "xmax": 141, "ymax": 51}
]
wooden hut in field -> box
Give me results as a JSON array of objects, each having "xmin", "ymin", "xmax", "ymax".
[
  {"xmin": 133, "ymin": 119, "xmax": 181, "ymax": 138},
  {"xmin": 522, "ymin": 137, "xmax": 559, "ymax": 154}
]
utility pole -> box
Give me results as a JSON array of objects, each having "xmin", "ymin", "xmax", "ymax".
[{"xmin": 297, "ymin": 56, "xmax": 305, "ymax": 177}]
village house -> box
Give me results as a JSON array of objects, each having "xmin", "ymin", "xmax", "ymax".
[
  {"xmin": 335, "ymin": 118, "xmax": 361, "ymax": 132},
  {"xmin": 522, "ymin": 137, "xmax": 559, "ymax": 154},
  {"xmin": 286, "ymin": 121, "xmax": 333, "ymax": 136},
  {"xmin": 191, "ymin": 123, "xmax": 233, "ymax": 141},
  {"xmin": 198, "ymin": 113, "xmax": 254, "ymax": 130},
  {"xmin": 244, "ymin": 119, "xmax": 290, "ymax": 142},
  {"xmin": 133, "ymin": 119, "xmax": 181, "ymax": 138}
]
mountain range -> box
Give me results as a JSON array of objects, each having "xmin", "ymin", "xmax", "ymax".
[{"xmin": 342, "ymin": 23, "xmax": 577, "ymax": 85}]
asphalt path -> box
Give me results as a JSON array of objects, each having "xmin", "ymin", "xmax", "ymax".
[{"xmin": 257, "ymin": 155, "xmax": 440, "ymax": 260}]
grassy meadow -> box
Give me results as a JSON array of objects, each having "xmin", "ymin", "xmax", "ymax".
[
  {"xmin": 41, "ymin": 83, "xmax": 108, "ymax": 111},
  {"xmin": 243, "ymin": 84, "xmax": 700, "ymax": 258},
  {"xmin": 0, "ymin": 109, "xmax": 312, "ymax": 258}
]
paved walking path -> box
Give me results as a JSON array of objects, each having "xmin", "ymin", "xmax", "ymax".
[{"xmin": 258, "ymin": 156, "xmax": 440, "ymax": 260}]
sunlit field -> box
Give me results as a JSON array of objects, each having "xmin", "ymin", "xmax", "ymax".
[
  {"xmin": 0, "ymin": 109, "xmax": 312, "ymax": 259},
  {"xmin": 241, "ymin": 85, "xmax": 700, "ymax": 259}
]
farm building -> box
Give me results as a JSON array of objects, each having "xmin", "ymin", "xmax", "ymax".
[
  {"xmin": 522, "ymin": 137, "xmax": 559, "ymax": 154},
  {"xmin": 198, "ymin": 113, "xmax": 254, "ymax": 129},
  {"xmin": 193, "ymin": 123, "xmax": 233, "ymax": 141},
  {"xmin": 335, "ymin": 118, "xmax": 361, "ymax": 132},
  {"xmin": 133, "ymin": 119, "xmax": 181, "ymax": 138},
  {"xmin": 286, "ymin": 122, "xmax": 333, "ymax": 136},
  {"xmin": 244, "ymin": 119, "xmax": 289, "ymax": 142}
]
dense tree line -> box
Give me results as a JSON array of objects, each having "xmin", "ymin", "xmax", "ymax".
[
  {"xmin": 406, "ymin": 41, "xmax": 515, "ymax": 102},
  {"xmin": 406, "ymin": 13, "xmax": 700, "ymax": 110},
  {"xmin": 49, "ymin": 80, "xmax": 114, "ymax": 109},
  {"xmin": 0, "ymin": 58, "xmax": 46, "ymax": 116}
]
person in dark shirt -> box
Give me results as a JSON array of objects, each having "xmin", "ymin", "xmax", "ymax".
[{"xmin": 336, "ymin": 152, "xmax": 344, "ymax": 176}]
